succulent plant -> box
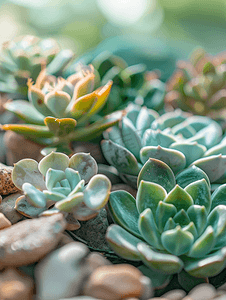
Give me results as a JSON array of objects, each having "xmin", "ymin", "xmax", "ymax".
[
  {"xmin": 165, "ymin": 48, "xmax": 226, "ymax": 122},
  {"xmin": 66, "ymin": 51, "xmax": 166, "ymax": 115},
  {"xmin": 1, "ymin": 65, "xmax": 122, "ymax": 154},
  {"xmin": 101, "ymin": 103, "xmax": 226, "ymax": 189},
  {"xmin": 11, "ymin": 151, "xmax": 111, "ymax": 229},
  {"xmin": 0, "ymin": 35, "xmax": 74, "ymax": 97},
  {"xmin": 106, "ymin": 158, "xmax": 226, "ymax": 289}
]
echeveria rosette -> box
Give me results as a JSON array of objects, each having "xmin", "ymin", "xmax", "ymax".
[
  {"xmin": 11, "ymin": 151, "xmax": 111, "ymax": 229},
  {"xmin": 66, "ymin": 51, "xmax": 166, "ymax": 115},
  {"xmin": 0, "ymin": 35, "xmax": 74, "ymax": 97},
  {"xmin": 101, "ymin": 104, "xmax": 226, "ymax": 188},
  {"xmin": 106, "ymin": 158, "xmax": 226, "ymax": 289},
  {"xmin": 1, "ymin": 65, "xmax": 122, "ymax": 154}
]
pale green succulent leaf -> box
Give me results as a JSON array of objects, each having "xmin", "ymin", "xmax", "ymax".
[
  {"xmin": 178, "ymin": 269, "xmax": 208, "ymax": 291},
  {"xmin": 69, "ymin": 152, "xmax": 98, "ymax": 183},
  {"xmin": 140, "ymin": 146, "xmax": 186, "ymax": 174},
  {"xmin": 137, "ymin": 243, "xmax": 184, "ymax": 274},
  {"xmin": 139, "ymin": 208, "xmax": 163, "ymax": 249},
  {"xmin": 171, "ymin": 122, "xmax": 196, "ymax": 138},
  {"xmin": 101, "ymin": 140, "xmax": 140, "ymax": 176},
  {"xmin": 211, "ymin": 184, "xmax": 226, "ymax": 210},
  {"xmin": 52, "ymin": 186, "xmax": 71, "ymax": 196},
  {"xmin": 156, "ymin": 201, "xmax": 177, "ymax": 232},
  {"xmin": 28, "ymin": 87, "xmax": 53, "ymax": 117},
  {"xmin": 138, "ymin": 158, "xmax": 176, "ymax": 193},
  {"xmin": 204, "ymin": 143, "xmax": 226, "ymax": 156},
  {"xmin": 45, "ymin": 168, "xmax": 66, "ymax": 191},
  {"xmin": 55, "ymin": 192, "xmax": 84, "ymax": 212},
  {"xmin": 138, "ymin": 265, "xmax": 172, "ymax": 289},
  {"xmin": 22, "ymin": 183, "xmax": 46, "ymax": 208},
  {"xmin": 173, "ymin": 209, "xmax": 191, "ymax": 227},
  {"xmin": 44, "ymin": 117, "xmax": 77, "ymax": 137},
  {"xmin": 164, "ymin": 185, "xmax": 193, "ymax": 212},
  {"xmin": 15, "ymin": 195, "xmax": 46, "ymax": 218},
  {"xmin": 176, "ymin": 165, "xmax": 210, "ymax": 189},
  {"xmin": 136, "ymin": 180, "xmax": 167, "ymax": 215},
  {"xmin": 83, "ymin": 174, "xmax": 111, "ymax": 210},
  {"xmin": 187, "ymin": 205, "xmax": 207, "ymax": 236},
  {"xmin": 60, "ymin": 178, "xmax": 70, "ymax": 189},
  {"xmin": 103, "ymin": 124, "xmax": 124, "ymax": 147},
  {"xmin": 106, "ymin": 224, "xmax": 143, "ymax": 261},
  {"xmin": 170, "ymin": 142, "xmax": 206, "ymax": 167},
  {"xmin": 142, "ymin": 129, "xmax": 177, "ymax": 148},
  {"xmin": 161, "ymin": 226, "xmax": 194, "ymax": 256},
  {"xmin": 182, "ymin": 222, "xmax": 198, "ymax": 240},
  {"xmin": 46, "ymin": 49, "xmax": 74, "ymax": 75},
  {"xmin": 136, "ymin": 106, "xmax": 155, "ymax": 136},
  {"xmin": 188, "ymin": 226, "xmax": 216, "ymax": 258},
  {"xmin": 164, "ymin": 217, "xmax": 177, "ymax": 231},
  {"xmin": 185, "ymin": 179, "xmax": 211, "ymax": 213},
  {"xmin": 44, "ymin": 90, "xmax": 71, "ymax": 118},
  {"xmin": 12, "ymin": 158, "xmax": 46, "ymax": 191},
  {"xmin": 65, "ymin": 168, "xmax": 81, "ymax": 190},
  {"xmin": 68, "ymin": 179, "xmax": 85, "ymax": 197},
  {"xmin": 151, "ymin": 109, "xmax": 188, "ymax": 130},
  {"xmin": 38, "ymin": 152, "xmax": 69, "ymax": 176},
  {"xmin": 108, "ymin": 190, "xmax": 142, "ymax": 239},
  {"xmin": 43, "ymin": 190, "xmax": 66, "ymax": 202}
]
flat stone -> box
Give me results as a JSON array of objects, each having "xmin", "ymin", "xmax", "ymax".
[
  {"xmin": 0, "ymin": 212, "xmax": 11, "ymax": 229},
  {"xmin": 188, "ymin": 283, "xmax": 217, "ymax": 300},
  {"xmin": 83, "ymin": 264, "xmax": 151, "ymax": 300},
  {"xmin": 0, "ymin": 268, "xmax": 34, "ymax": 300},
  {"xmin": 0, "ymin": 213, "xmax": 66, "ymax": 267},
  {"xmin": 36, "ymin": 242, "xmax": 90, "ymax": 300},
  {"xmin": 0, "ymin": 165, "xmax": 19, "ymax": 195},
  {"xmin": 0, "ymin": 192, "xmax": 23, "ymax": 224},
  {"xmin": 162, "ymin": 289, "xmax": 186, "ymax": 300}
]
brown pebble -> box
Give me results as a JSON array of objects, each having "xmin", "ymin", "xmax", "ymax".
[
  {"xmin": 148, "ymin": 298, "xmax": 168, "ymax": 300},
  {"xmin": 0, "ymin": 213, "xmax": 66, "ymax": 267},
  {"xmin": 0, "ymin": 165, "xmax": 19, "ymax": 195},
  {"xmin": 188, "ymin": 283, "xmax": 216, "ymax": 300},
  {"xmin": 85, "ymin": 252, "xmax": 111, "ymax": 272},
  {"xmin": 0, "ymin": 212, "xmax": 11, "ymax": 229},
  {"xmin": 83, "ymin": 264, "xmax": 145, "ymax": 300},
  {"xmin": 162, "ymin": 289, "xmax": 186, "ymax": 300},
  {"xmin": 0, "ymin": 268, "xmax": 34, "ymax": 300},
  {"xmin": 0, "ymin": 192, "xmax": 23, "ymax": 224}
]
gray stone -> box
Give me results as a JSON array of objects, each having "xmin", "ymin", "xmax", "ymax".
[
  {"xmin": 188, "ymin": 283, "xmax": 217, "ymax": 300},
  {"xmin": 162, "ymin": 289, "xmax": 186, "ymax": 300}
]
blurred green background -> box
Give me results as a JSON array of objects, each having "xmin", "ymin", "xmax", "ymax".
[{"xmin": 0, "ymin": 0, "xmax": 226, "ymax": 69}]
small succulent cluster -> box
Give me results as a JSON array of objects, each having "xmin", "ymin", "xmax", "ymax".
[
  {"xmin": 66, "ymin": 51, "xmax": 166, "ymax": 115},
  {"xmin": 106, "ymin": 158, "xmax": 226, "ymax": 289},
  {"xmin": 165, "ymin": 48, "xmax": 226, "ymax": 121},
  {"xmin": 101, "ymin": 104, "xmax": 226, "ymax": 188},
  {"xmin": 0, "ymin": 35, "xmax": 74, "ymax": 97},
  {"xmin": 1, "ymin": 65, "xmax": 122, "ymax": 153},
  {"xmin": 11, "ymin": 151, "xmax": 111, "ymax": 228}
]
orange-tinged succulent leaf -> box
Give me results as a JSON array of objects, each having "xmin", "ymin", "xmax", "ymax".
[
  {"xmin": 44, "ymin": 116, "xmax": 77, "ymax": 137},
  {"xmin": 72, "ymin": 71, "xmax": 95, "ymax": 100},
  {"xmin": 1, "ymin": 123, "xmax": 54, "ymax": 138}
]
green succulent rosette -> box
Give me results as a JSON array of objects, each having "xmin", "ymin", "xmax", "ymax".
[
  {"xmin": 1, "ymin": 65, "xmax": 122, "ymax": 153},
  {"xmin": 11, "ymin": 151, "xmax": 111, "ymax": 229},
  {"xmin": 106, "ymin": 158, "xmax": 226, "ymax": 289},
  {"xmin": 101, "ymin": 103, "xmax": 226, "ymax": 189},
  {"xmin": 0, "ymin": 35, "xmax": 74, "ymax": 97},
  {"xmin": 66, "ymin": 51, "xmax": 166, "ymax": 115}
]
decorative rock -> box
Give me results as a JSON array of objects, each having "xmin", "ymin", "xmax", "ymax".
[
  {"xmin": 0, "ymin": 192, "xmax": 23, "ymax": 223},
  {"xmin": 83, "ymin": 264, "xmax": 152, "ymax": 300},
  {"xmin": 85, "ymin": 252, "xmax": 111, "ymax": 272},
  {"xmin": 148, "ymin": 298, "xmax": 168, "ymax": 300},
  {"xmin": 0, "ymin": 164, "xmax": 19, "ymax": 195},
  {"xmin": 0, "ymin": 213, "xmax": 66, "ymax": 267},
  {"xmin": 57, "ymin": 233, "xmax": 75, "ymax": 248},
  {"xmin": 0, "ymin": 212, "xmax": 11, "ymax": 229},
  {"xmin": 188, "ymin": 284, "xmax": 217, "ymax": 300},
  {"xmin": 35, "ymin": 242, "xmax": 90, "ymax": 300},
  {"xmin": 162, "ymin": 289, "xmax": 186, "ymax": 300},
  {"xmin": 0, "ymin": 268, "xmax": 34, "ymax": 300},
  {"xmin": 60, "ymin": 297, "xmax": 99, "ymax": 300}
]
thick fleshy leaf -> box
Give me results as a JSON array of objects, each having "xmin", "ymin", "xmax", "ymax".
[
  {"xmin": 171, "ymin": 122, "xmax": 196, "ymax": 138},
  {"xmin": 106, "ymin": 224, "xmax": 143, "ymax": 261},
  {"xmin": 15, "ymin": 195, "xmax": 46, "ymax": 218},
  {"xmin": 178, "ymin": 270, "xmax": 207, "ymax": 292},
  {"xmin": 108, "ymin": 191, "xmax": 142, "ymax": 239},
  {"xmin": 73, "ymin": 71, "xmax": 95, "ymax": 99},
  {"xmin": 164, "ymin": 185, "xmax": 193, "ymax": 212},
  {"xmin": 136, "ymin": 180, "xmax": 167, "ymax": 215},
  {"xmin": 188, "ymin": 226, "xmax": 216, "ymax": 258},
  {"xmin": 140, "ymin": 146, "xmax": 186, "ymax": 174},
  {"xmin": 103, "ymin": 124, "xmax": 124, "ymax": 147},
  {"xmin": 204, "ymin": 143, "xmax": 226, "ymax": 156},
  {"xmin": 65, "ymin": 168, "xmax": 81, "ymax": 190},
  {"xmin": 22, "ymin": 183, "xmax": 46, "ymax": 208},
  {"xmin": 55, "ymin": 192, "xmax": 84, "ymax": 212},
  {"xmin": 121, "ymin": 117, "xmax": 142, "ymax": 159},
  {"xmin": 43, "ymin": 190, "xmax": 65, "ymax": 202},
  {"xmin": 38, "ymin": 152, "xmax": 69, "ymax": 176},
  {"xmin": 47, "ymin": 49, "xmax": 74, "ymax": 75},
  {"xmin": 138, "ymin": 265, "xmax": 172, "ymax": 289},
  {"xmin": 187, "ymin": 205, "xmax": 207, "ymax": 236},
  {"xmin": 83, "ymin": 174, "xmax": 111, "ymax": 210},
  {"xmin": 69, "ymin": 152, "xmax": 98, "ymax": 182},
  {"xmin": 101, "ymin": 140, "xmax": 140, "ymax": 176},
  {"xmin": 192, "ymin": 154, "xmax": 226, "ymax": 182},
  {"xmin": 44, "ymin": 117, "xmax": 77, "ymax": 137},
  {"xmin": 170, "ymin": 142, "xmax": 206, "ymax": 167},
  {"xmin": 44, "ymin": 90, "xmax": 71, "ymax": 118},
  {"xmin": 173, "ymin": 209, "xmax": 191, "ymax": 227},
  {"xmin": 182, "ymin": 222, "xmax": 198, "ymax": 240},
  {"xmin": 138, "ymin": 158, "xmax": 176, "ymax": 193},
  {"xmin": 185, "ymin": 179, "xmax": 211, "ymax": 213},
  {"xmin": 137, "ymin": 243, "xmax": 184, "ymax": 274},
  {"xmin": 72, "ymin": 202, "xmax": 98, "ymax": 221},
  {"xmin": 68, "ymin": 179, "xmax": 85, "ymax": 196},
  {"xmin": 156, "ymin": 201, "xmax": 177, "ymax": 232},
  {"xmin": 211, "ymin": 184, "xmax": 226, "ymax": 210},
  {"xmin": 138, "ymin": 208, "xmax": 163, "ymax": 249},
  {"xmin": 164, "ymin": 217, "xmax": 177, "ymax": 231},
  {"xmin": 4, "ymin": 100, "xmax": 45, "ymax": 125},
  {"xmin": 136, "ymin": 106, "xmax": 156, "ymax": 136},
  {"xmin": 184, "ymin": 247, "xmax": 226, "ymax": 277},
  {"xmin": 161, "ymin": 226, "xmax": 194, "ymax": 256},
  {"xmin": 142, "ymin": 129, "xmax": 177, "ymax": 148},
  {"xmin": 45, "ymin": 169, "xmax": 66, "ymax": 191},
  {"xmin": 1, "ymin": 124, "xmax": 54, "ymax": 139},
  {"xmin": 151, "ymin": 109, "xmax": 188, "ymax": 130},
  {"xmin": 176, "ymin": 165, "xmax": 210, "ymax": 189},
  {"xmin": 12, "ymin": 158, "xmax": 46, "ymax": 191},
  {"xmin": 52, "ymin": 186, "xmax": 71, "ymax": 196}
]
